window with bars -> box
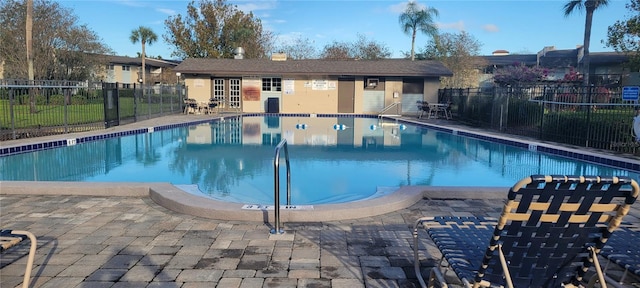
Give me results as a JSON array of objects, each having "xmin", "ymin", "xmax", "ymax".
[
  {"xmin": 262, "ymin": 78, "xmax": 281, "ymax": 92},
  {"xmin": 213, "ymin": 79, "xmax": 225, "ymax": 101},
  {"xmin": 229, "ymin": 79, "xmax": 241, "ymax": 108}
]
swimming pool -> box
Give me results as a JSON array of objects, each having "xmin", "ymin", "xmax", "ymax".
[{"xmin": 1, "ymin": 115, "xmax": 638, "ymax": 205}]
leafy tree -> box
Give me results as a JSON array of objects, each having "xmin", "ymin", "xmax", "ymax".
[
  {"xmin": 419, "ymin": 31, "xmax": 484, "ymax": 88},
  {"xmin": 563, "ymin": 0, "xmax": 609, "ymax": 85},
  {"xmin": 0, "ymin": 0, "xmax": 112, "ymax": 80},
  {"xmin": 605, "ymin": 0, "xmax": 640, "ymax": 71},
  {"xmin": 493, "ymin": 63, "xmax": 550, "ymax": 87},
  {"xmin": 274, "ymin": 35, "xmax": 318, "ymax": 60},
  {"xmin": 320, "ymin": 41, "xmax": 352, "ymax": 60},
  {"xmin": 163, "ymin": 0, "xmax": 274, "ymax": 59},
  {"xmin": 352, "ymin": 34, "xmax": 391, "ymax": 60},
  {"xmin": 320, "ymin": 34, "xmax": 390, "ymax": 60},
  {"xmin": 130, "ymin": 26, "xmax": 157, "ymax": 87},
  {"xmin": 399, "ymin": 1, "xmax": 439, "ymax": 61}
]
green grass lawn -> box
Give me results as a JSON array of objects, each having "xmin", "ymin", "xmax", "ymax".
[
  {"xmin": 0, "ymin": 97, "xmax": 180, "ymax": 129},
  {"xmin": 0, "ymin": 102, "xmax": 104, "ymax": 128}
]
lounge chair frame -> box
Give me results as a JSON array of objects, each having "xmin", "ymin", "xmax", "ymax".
[
  {"xmin": 413, "ymin": 175, "xmax": 639, "ymax": 288},
  {"xmin": 1, "ymin": 229, "xmax": 37, "ymax": 288}
]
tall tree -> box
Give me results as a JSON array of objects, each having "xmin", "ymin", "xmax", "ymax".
[
  {"xmin": 26, "ymin": 0, "xmax": 33, "ymax": 82},
  {"xmin": 26, "ymin": 0, "xmax": 35, "ymax": 112},
  {"xmin": 605, "ymin": 0, "xmax": 640, "ymax": 71},
  {"xmin": 130, "ymin": 26, "xmax": 157, "ymax": 88},
  {"xmin": 0, "ymin": 0, "xmax": 111, "ymax": 80},
  {"xmin": 320, "ymin": 41, "xmax": 352, "ymax": 60},
  {"xmin": 399, "ymin": 1, "xmax": 439, "ymax": 61},
  {"xmin": 352, "ymin": 34, "xmax": 391, "ymax": 60},
  {"xmin": 320, "ymin": 34, "xmax": 391, "ymax": 60},
  {"xmin": 420, "ymin": 31, "xmax": 485, "ymax": 88},
  {"xmin": 274, "ymin": 35, "xmax": 318, "ymax": 60},
  {"xmin": 563, "ymin": 0, "xmax": 609, "ymax": 85},
  {"xmin": 163, "ymin": 0, "xmax": 274, "ymax": 59}
]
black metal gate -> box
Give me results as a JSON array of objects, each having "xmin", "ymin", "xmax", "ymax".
[{"xmin": 103, "ymin": 82, "xmax": 120, "ymax": 128}]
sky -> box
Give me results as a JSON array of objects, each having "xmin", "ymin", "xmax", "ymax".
[{"xmin": 58, "ymin": 0, "xmax": 632, "ymax": 60}]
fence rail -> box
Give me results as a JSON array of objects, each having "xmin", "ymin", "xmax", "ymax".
[
  {"xmin": 0, "ymin": 79, "xmax": 185, "ymax": 141},
  {"xmin": 439, "ymin": 86, "xmax": 640, "ymax": 155}
]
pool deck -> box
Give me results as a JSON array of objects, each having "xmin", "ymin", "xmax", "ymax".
[{"xmin": 1, "ymin": 114, "xmax": 640, "ymax": 287}]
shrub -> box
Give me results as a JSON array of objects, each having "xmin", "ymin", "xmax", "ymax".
[{"xmin": 507, "ymin": 98, "xmax": 542, "ymax": 127}]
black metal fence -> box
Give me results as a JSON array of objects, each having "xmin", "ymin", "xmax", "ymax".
[
  {"xmin": 439, "ymin": 85, "xmax": 639, "ymax": 155},
  {"xmin": 0, "ymin": 79, "xmax": 185, "ymax": 141}
]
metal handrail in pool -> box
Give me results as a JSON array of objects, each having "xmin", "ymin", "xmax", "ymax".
[{"xmin": 271, "ymin": 138, "xmax": 291, "ymax": 235}]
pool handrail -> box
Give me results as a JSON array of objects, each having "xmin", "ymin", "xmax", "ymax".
[{"xmin": 272, "ymin": 138, "xmax": 291, "ymax": 234}]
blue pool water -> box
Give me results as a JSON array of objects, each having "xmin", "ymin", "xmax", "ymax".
[{"xmin": 1, "ymin": 115, "xmax": 638, "ymax": 205}]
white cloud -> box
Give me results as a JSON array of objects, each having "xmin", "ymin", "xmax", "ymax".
[
  {"xmin": 235, "ymin": 1, "xmax": 278, "ymax": 13},
  {"xmin": 483, "ymin": 24, "xmax": 499, "ymax": 33},
  {"xmin": 156, "ymin": 8, "xmax": 175, "ymax": 16},
  {"xmin": 437, "ymin": 20, "xmax": 465, "ymax": 31},
  {"xmin": 116, "ymin": 0, "xmax": 144, "ymax": 8}
]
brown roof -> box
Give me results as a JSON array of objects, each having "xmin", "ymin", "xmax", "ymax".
[
  {"xmin": 174, "ymin": 58, "xmax": 453, "ymax": 77},
  {"xmin": 105, "ymin": 55, "xmax": 179, "ymax": 68}
]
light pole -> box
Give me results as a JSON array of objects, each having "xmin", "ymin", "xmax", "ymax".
[{"xmin": 175, "ymin": 72, "xmax": 182, "ymax": 101}]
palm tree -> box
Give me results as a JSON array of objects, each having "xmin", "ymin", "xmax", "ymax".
[
  {"xmin": 130, "ymin": 26, "xmax": 158, "ymax": 89},
  {"xmin": 399, "ymin": 1, "xmax": 439, "ymax": 61},
  {"xmin": 563, "ymin": 0, "xmax": 609, "ymax": 86}
]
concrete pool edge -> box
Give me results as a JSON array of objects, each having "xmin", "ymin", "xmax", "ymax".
[{"xmin": 0, "ymin": 181, "xmax": 508, "ymax": 222}]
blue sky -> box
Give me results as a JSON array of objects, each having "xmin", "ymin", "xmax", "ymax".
[{"xmin": 58, "ymin": 0, "xmax": 630, "ymax": 60}]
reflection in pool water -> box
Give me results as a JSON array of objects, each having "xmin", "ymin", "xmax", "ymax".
[{"xmin": 1, "ymin": 115, "xmax": 637, "ymax": 205}]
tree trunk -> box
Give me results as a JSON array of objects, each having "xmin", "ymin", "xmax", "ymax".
[
  {"xmin": 411, "ymin": 30, "xmax": 416, "ymax": 61},
  {"xmin": 582, "ymin": 5, "xmax": 595, "ymax": 87},
  {"xmin": 142, "ymin": 42, "xmax": 146, "ymax": 98},
  {"xmin": 26, "ymin": 0, "xmax": 36, "ymax": 113}
]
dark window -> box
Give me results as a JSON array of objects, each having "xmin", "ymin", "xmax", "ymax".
[
  {"xmin": 402, "ymin": 78, "xmax": 423, "ymax": 94},
  {"xmin": 262, "ymin": 78, "xmax": 282, "ymax": 91}
]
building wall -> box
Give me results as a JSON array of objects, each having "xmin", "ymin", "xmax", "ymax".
[
  {"xmin": 186, "ymin": 76, "xmax": 213, "ymax": 103},
  {"xmin": 281, "ymin": 76, "xmax": 339, "ymax": 114},
  {"xmin": 424, "ymin": 79, "xmax": 441, "ymax": 103},
  {"xmin": 183, "ymin": 74, "xmax": 442, "ymax": 115}
]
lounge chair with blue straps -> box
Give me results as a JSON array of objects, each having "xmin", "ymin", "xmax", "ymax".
[
  {"xmin": 412, "ymin": 175, "xmax": 639, "ymax": 288},
  {"xmin": 600, "ymin": 225, "xmax": 640, "ymax": 286}
]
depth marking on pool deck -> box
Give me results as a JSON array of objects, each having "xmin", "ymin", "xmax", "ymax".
[{"xmin": 241, "ymin": 204, "xmax": 314, "ymax": 210}]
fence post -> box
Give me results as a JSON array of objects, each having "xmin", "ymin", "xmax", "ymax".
[
  {"xmin": 63, "ymin": 85, "xmax": 69, "ymax": 134},
  {"xmin": 147, "ymin": 85, "xmax": 151, "ymax": 119},
  {"xmin": 9, "ymin": 85, "xmax": 16, "ymax": 140},
  {"xmin": 585, "ymin": 85, "xmax": 593, "ymax": 147},
  {"xmin": 170, "ymin": 85, "xmax": 175, "ymax": 113},
  {"xmin": 538, "ymin": 94, "xmax": 545, "ymax": 140},
  {"xmin": 133, "ymin": 83, "xmax": 138, "ymax": 122},
  {"xmin": 160, "ymin": 86, "xmax": 164, "ymax": 115}
]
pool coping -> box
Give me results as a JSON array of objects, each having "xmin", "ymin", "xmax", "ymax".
[{"xmin": 0, "ymin": 180, "xmax": 508, "ymax": 222}]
